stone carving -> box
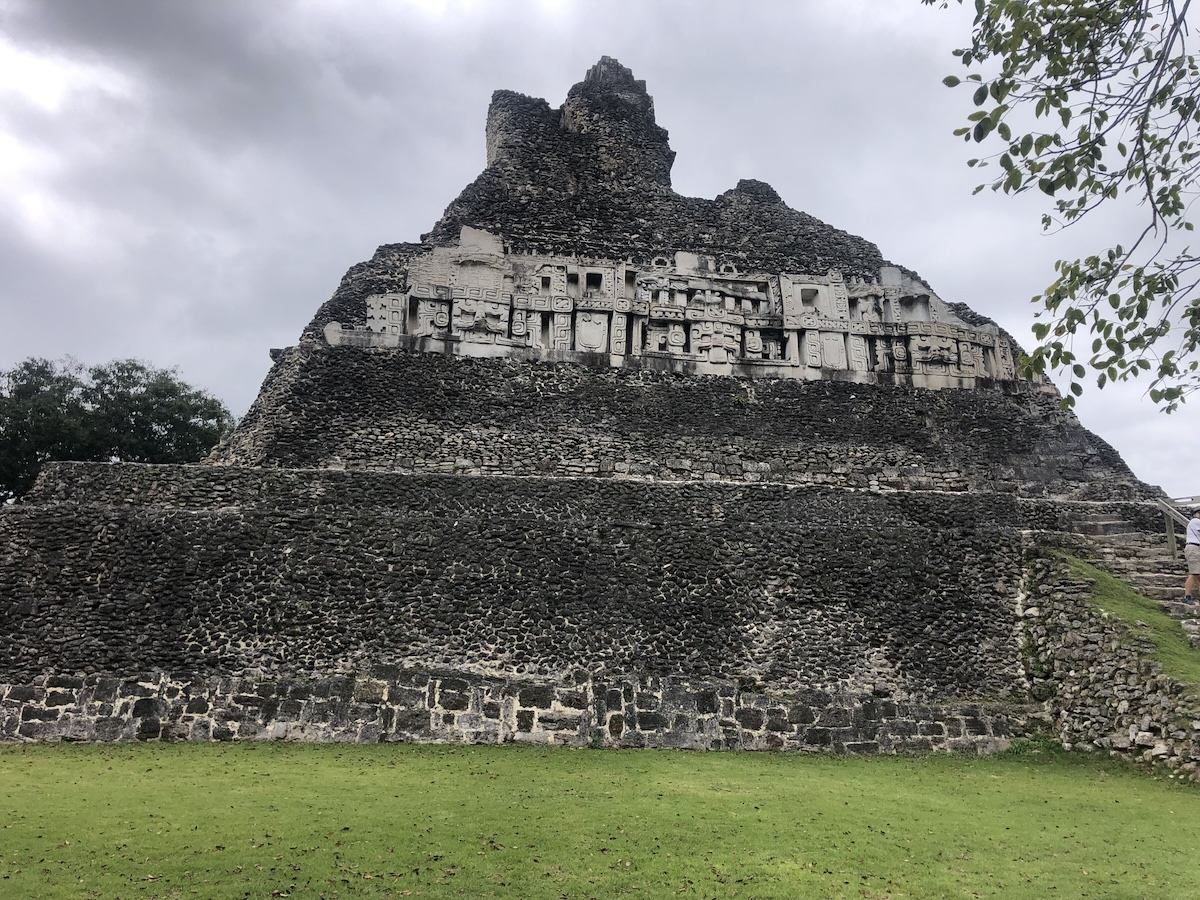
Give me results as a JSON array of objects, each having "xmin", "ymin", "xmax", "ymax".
[
  {"xmin": 327, "ymin": 233, "xmax": 1025, "ymax": 391},
  {"xmin": 452, "ymin": 294, "xmax": 509, "ymax": 343},
  {"xmin": 691, "ymin": 320, "xmax": 741, "ymax": 364},
  {"xmin": 611, "ymin": 312, "xmax": 628, "ymax": 355},
  {"xmin": 576, "ymin": 311, "xmax": 609, "ymax": 351}
]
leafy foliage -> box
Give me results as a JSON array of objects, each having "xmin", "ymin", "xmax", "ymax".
[
  {"xmin": 0, "ymin": 357, "xmax": 233, "ymax": 502},
  {"xmin": 927, "ymin": 0, "xmax": 1200, "ymax": 410}
]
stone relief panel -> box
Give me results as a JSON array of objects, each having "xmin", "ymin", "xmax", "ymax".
[
  {"xmin": 452, "ymin": 293, "xmax": 510, "ymax": 343},
  {"xmin": 450, "ymin": 260, "xmax": 503, "ymax": 293},
  {"xmin": 552, "ymin": 312, "xmax": 573, "ymax": 350},
  {"xmin": 576, "ymin": 311, "xmax": 609, "ymax": 352},
  {"xmin": 325, "ymin": 228, "xmax": 1026, "ymax": 389},
  {"xmin": 820, "ymin": 332, "xmax": 848, "ymax": 370},
  {"xmin": 847, "ymin": 334, "xmax": 871, "ymax": 372},
  {"xmin": 611, "ymin": 312, "xmax": 629, "ymax": 355},
  {"xmin": 691, "ymin": 320, "xmax": 741, "ymax": 364},
  {"xmin": 992, "ymin": 338, "xmax": 1016, "ymax": 380},
  {"xmin": 366, "ymin": 293, "xmax": 407, "ymax": 337}
]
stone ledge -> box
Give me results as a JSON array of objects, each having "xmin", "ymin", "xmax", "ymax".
[{"xmin": 0, "ymin": 671, "xmax": 1032, "ymax": 754}]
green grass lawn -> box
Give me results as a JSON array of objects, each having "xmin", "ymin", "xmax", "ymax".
[{"xmin": 2, "ymin": 742, "xmax": 1198, "ymax": 899}]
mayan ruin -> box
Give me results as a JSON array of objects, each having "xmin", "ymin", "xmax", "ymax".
[{"xmin": 3, "ymin": 58, "xmax": 1199, "ymax": 776}]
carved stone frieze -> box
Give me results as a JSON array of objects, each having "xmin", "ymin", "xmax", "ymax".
[{"xmin": 324, "ymin": 230, "xmax": 1019, "ymax": 387}]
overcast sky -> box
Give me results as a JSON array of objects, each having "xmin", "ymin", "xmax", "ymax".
[{"xmin": 1, "ymin": 0, "xmax": 1193, "ymax": 496}]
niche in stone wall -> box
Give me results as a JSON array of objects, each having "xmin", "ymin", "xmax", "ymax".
[
  {"xmin": 898, "ymin": 294, "xmax": 931, "ymax": 322},
  {"xmin": 585, "ymin": 271, "xmax": 603, "ymax": 296},
  {"xmin": 800, "ymin": 286, "xmax": 831, "ymax": 318},
  {"xmin": 624, "ymin": 268, "xmax": 637, "ymax": 299},
  {"xmin": 533, "ymin": 264, "xmax": 566, "ymax": 296},
  {"xmin": 761, "ymin": 328, "xmax": 785, "ymax": 361},
  {"xmin": 851, "ymin": 296, "xmax": 883, "ymax": 322},
  {"xmin": 630, "ymin": 316, "xmax": 645, "ymax": 351},
  {"xmin": 745, "ymin": 328, "xmax": 786, "ymax": 360}
]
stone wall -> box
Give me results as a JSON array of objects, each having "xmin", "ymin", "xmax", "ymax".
[
  {"xmin": 0, "ymin": 669, "xmax": 1023, "ymax": 753},
  {"xmin": 4, "ymin": 464, "xmax": 1030, "ymax": 700},
  {"xmin": 211, "ymin": 347, "xmax": 1153, "ymax": 501},
  {"xmin": 6, "ymin": 464, "xmax": 1194, "ymax": 767},
  {"xmin": 1019, "ymin": 556, "xmax": 1200, "ymax": 778}
]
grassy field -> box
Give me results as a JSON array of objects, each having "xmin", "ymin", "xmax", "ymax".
[{"xmin": 2, "ymin": 741, "xmax": 1198, "ymax": 899}]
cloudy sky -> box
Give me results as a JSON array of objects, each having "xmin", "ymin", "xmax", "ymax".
[{"xmin": 1, "ymin": 0, "xmax": 1193, "ymax": 496}]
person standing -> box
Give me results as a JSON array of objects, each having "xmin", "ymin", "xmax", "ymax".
[{"xmin": 1185, "ymin": 509, "xmax": 1200, "ymax": 604}]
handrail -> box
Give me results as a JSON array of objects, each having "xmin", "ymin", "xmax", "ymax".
[
  {"xmin": 1159, "ymin": 496, "xmax": 1196, "ymax": 559},
  {"xmin": 1159, "ymin": 498, "xmax": 1191, "ymax": 528}
]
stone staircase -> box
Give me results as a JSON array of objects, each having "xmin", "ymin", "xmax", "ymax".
[{"xmin": 1068, "ymin": 510, "xmax": 1200, "ymax": 648}]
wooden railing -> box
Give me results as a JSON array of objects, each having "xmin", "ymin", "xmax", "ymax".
[{"xmin": 1159, "ymin": 495, "xmax": 1197, "ymax": 558}]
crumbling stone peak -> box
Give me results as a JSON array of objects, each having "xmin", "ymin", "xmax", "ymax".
[{"xmin": 310, "ymin": 57, "xmax": 1024, "ymax": 391}]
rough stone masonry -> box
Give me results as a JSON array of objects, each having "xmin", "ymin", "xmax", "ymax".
[{"xmin": 4, "ymin": 58, "xmax": 1197, "ymax": 771}]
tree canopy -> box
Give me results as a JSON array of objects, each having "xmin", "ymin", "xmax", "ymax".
[
  {"xmin": 928, "ymin": 0, "xmax": 1200, "ymax": 410},
  {"xmin": 0, "ymin": 357, "xmax": 234, "ymax": 502}
]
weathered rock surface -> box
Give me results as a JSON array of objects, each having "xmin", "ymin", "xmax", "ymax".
[
  {"xmin": 4, "ymin": 464, "xmax": 1029, "ymax": 698},
  {"xmin": 212, "ymin": 347, "xmax": 1153, "ymax": 501}
]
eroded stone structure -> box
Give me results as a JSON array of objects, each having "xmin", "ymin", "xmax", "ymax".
[
  {"xmin": 326, "ymin": 228, "xmax": 1015, "ymax": 388},
  {"xmin": 319, "ymin": 57, "xmax": 1018, "ymax": 389},
  {"xmin": 4, "ymin": 58, "xmax": 1195, "ymax": 770}
]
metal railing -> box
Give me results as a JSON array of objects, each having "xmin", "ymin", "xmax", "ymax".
[{"xmin": 1159, "ymin": 495, "xmax": 1198, "ymax": 558}]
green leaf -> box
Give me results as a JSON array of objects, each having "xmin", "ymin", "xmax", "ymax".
[
  {"xmin": 943, "ymin": 75, "xmax": 962, "ymax": 88},
  {"xmin": 944, "ymin": 1, "xmax": 1200, "ymax": 411}
]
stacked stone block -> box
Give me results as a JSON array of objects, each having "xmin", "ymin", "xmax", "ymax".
[{"xmin": 2, "ymin": 670, "xmax": 1021, "ymax": 755}]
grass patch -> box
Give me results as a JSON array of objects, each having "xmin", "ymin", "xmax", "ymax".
[
  {"xmin": 1063, "ymin": 554, "xmax": 1200, "ymax": 686},
  {"xmin": 2, "ymin": 742, "xmax": 1199, "ymax": 898}
]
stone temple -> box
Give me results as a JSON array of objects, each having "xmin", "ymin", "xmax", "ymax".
[
  {"xmin": 323, "ymin": 57, "xmax": 1018, "ymax": 391},
  {"xmin": 4, "ymin": 59, "xmax": 1199, "ymax": 772}
]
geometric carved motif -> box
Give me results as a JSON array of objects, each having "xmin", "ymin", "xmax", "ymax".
[
  {"xmin": 335, "ymin": 244, "xmax": 1025, "ymax": 388},
  {"xmin": 847, "ymin": 334, "xmax": 870, "ymax": 372},
  {"xmin": 803, "ymin": 331, "xmax": 823, "ymax": 368},
  {"xmin": 611, "ymin": 312, "xmax": 628, "ymax": 355}
]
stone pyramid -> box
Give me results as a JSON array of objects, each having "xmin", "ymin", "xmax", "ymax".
[{"xmin": 5, "ymin": 59, "xmax": 1190, "ymax": 766}]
